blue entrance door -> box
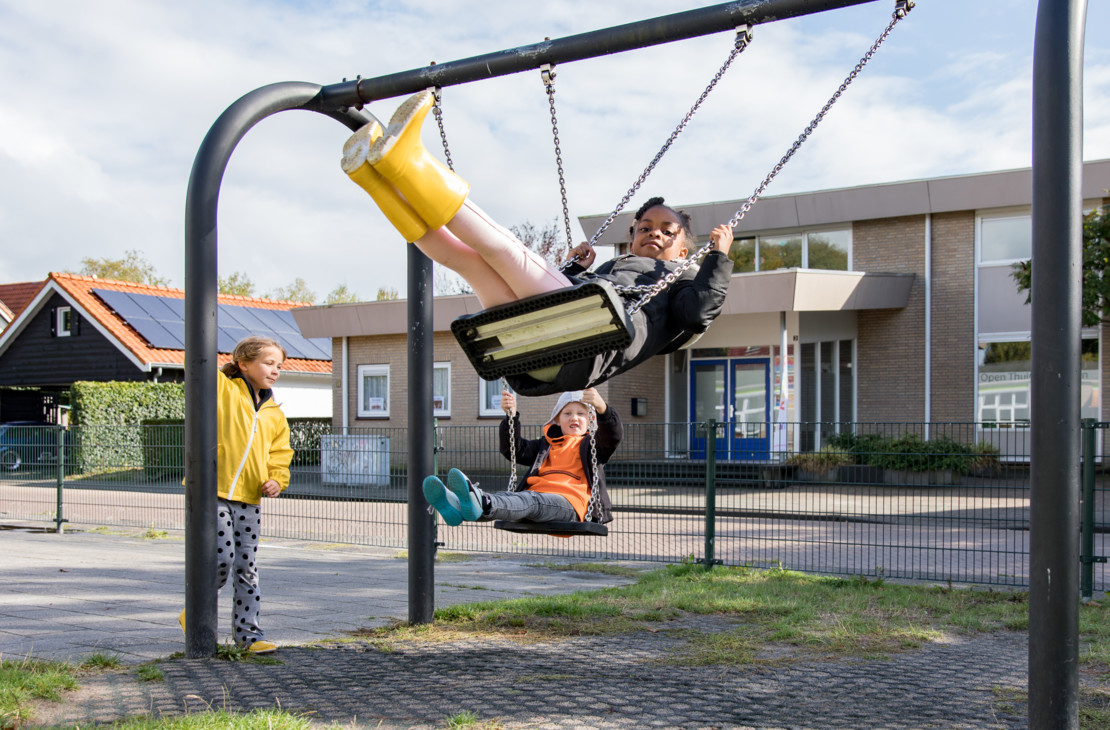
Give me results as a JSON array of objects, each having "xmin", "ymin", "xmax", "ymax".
[
  {"xmin": 690, "ymin": 358, "xmax": 770, "ymax": 460},
  {"xmin": 731, "ymin": 359, "xmax": 770, "ymax": 461}
]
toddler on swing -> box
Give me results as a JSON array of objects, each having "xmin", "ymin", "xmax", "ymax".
[
  {"xmin": 422, "ymin": 388, "xmax": 622, "ymax": 526},
  {"xmin": 341, "ymin": 89, "xmax": 735, "ymax": 395}
]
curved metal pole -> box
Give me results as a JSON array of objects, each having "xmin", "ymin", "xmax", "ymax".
[{"xmin": 183, "ymin": 82, "xmax": 373, "ymax": 658}]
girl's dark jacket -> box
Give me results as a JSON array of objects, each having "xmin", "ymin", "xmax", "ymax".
[
  {"xmin": 506, "ymin": 250, "xmax": 733, "ymax": 396},
  {"xmin": 498, "ymin": 407, "xmax": 624, "ymax": 523}
]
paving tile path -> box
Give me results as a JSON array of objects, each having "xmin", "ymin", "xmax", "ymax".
[{"xmin": 0, "ymin": 524, "xmax": 1038, "ymax": 728}]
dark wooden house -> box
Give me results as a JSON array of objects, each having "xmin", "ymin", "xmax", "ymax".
[{"xmin": 0, "ymin": 273, "xmax": 332, "ymax": 423}]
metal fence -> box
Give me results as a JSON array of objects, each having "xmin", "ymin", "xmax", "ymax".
[{"xmin": 2, "ymin": 421, "xmax": 1106, "ymax": 592}]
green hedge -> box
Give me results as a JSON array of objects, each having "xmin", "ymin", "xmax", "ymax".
[
  {"xmin": 70, "ymin": 381, "xmax": 185, "ymax": 472},
  {"xmin": 825, "ymin": 432, "xmax": 1001, "ymax": 474}
]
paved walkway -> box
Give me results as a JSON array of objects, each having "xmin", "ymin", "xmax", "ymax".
[{"xmin": 1, "ymin": 523, "xmax": 1037, "ymax": 728}]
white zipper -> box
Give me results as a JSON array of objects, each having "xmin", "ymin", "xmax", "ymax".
[{"xmin": 227, "ymin": 406, "xmax": 261, "ymax": 501}]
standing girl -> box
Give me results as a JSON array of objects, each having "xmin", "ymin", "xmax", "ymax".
[{"xmin": 181, "ymin": 335, "xmax": 293, "ymax": 654}]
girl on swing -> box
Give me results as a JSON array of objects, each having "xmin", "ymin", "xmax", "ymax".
[
  {"xmin": 422, "ymin": 388, "xmax": 621, "ymax": 527},
  {"xmin": 341, "ymin": 89, "xmax": 735, "ymax": 395}
]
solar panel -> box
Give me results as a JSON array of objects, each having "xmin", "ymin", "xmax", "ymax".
[{"xmin": 91, "ymin": 288, "xmax": 330, "ymax": 361}]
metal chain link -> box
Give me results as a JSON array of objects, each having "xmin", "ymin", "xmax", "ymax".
[
  {"xmin": 586, "ymin": 25, "xmax": 753, "ymax": 250},
  {"xmin": 542, "ymin": 64, "xmax": 575, "ymax": 253},
  {"xmin": 431, "ymin": 86, "xmax": 455, "ymax": 172},
  {"xmin": 502, "ymin": 377, "xmax": 519, "ymax": 491},
  {"xmin": 618, "ymin": 2, "xmax": 911, "ymax": 317},
  {"xmin": 583, "ymin": 403, "xmax": 601, "ymax": 522}
]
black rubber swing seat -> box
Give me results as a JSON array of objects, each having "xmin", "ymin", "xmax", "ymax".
[
  {"xmin": 493, "ymin": 520, "xmax": 609, "ymax": 537},
  {"xmin": 450, "ymin": 281, "xmax": 634, "ymax": 381}
]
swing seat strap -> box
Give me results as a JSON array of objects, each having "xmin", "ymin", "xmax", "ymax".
[{"xmin": 451, "ymin": 280, "xmax": 634, "ymax": 381}]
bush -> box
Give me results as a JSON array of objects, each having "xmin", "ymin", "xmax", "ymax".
[
  {"xmin": 70, "ymin": 382, "xmax": 185, "ymax": 472},
  {"xmin": 826, "ymin": 431, "xmax": 1001, "ymax": 475},
  {"xmin": 289, "ymin": 418, "xmax": 331, "ymax": 466},
  {"xmin": 787, "ymin": 446, "xmax": 853, "ymax": 473}
]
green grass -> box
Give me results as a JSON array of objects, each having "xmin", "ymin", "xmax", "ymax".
[
  {"xmin": 6, "ymin": 564, "xmax": 1110, "ymax": 729},
  {"xmin": 0, "ymin": 656, "xmax": 78, "ymax": 729}
]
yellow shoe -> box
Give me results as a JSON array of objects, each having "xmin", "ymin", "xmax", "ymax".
[
  {"xmin": 247, "ymin": 640, "xmax": 278, "ymax": 654},
  {"xmin": 342, "ymin": 120, "xmax": 428, "ymax": 242},
  {"xmin": 178, "ymin": 609, "xmax": 186, "ymax": 634},
  {"xmin": 366, "ymin": 89, "xmax": 470, "ymax": 231}
]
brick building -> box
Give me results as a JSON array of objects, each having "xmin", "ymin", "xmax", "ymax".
[{"xmin": 293, "ymin": 160, "xmax": 1110, "ymax": 459}]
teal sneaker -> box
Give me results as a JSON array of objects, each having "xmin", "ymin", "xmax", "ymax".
[
  {"xmin": 447, "ymin": 468, "xmax": 484, "ymax": 521},
  {"xmin": 423, "ymin": 475, "xmax": 463, "ymax": 526}
]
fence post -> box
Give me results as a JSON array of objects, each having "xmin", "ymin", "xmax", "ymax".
[
  {"xmin": 704, "ymin": 419, "xmax": 718, "ymax": 570},
  {"xmin": 1080, "ymin": 419, "xmax": 1104, "ymax": 601},
  {"xmin": 54, "ymin": 426, "xmax": 67, "ymax": 534}
]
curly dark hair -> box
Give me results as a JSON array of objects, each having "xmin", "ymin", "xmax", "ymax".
[{"xmin": 629, "ymin": 196, "xmax": 693, "ymax": 242}]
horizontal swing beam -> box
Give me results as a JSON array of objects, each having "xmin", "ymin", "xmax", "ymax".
[{"xmin": 316, "ymin": 0, "xmax": 879, "ymax": 109}]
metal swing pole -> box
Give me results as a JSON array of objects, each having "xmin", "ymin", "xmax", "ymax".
[
  {"xmin": 184, "ymin": 0, "xmax": 883, "ymax": 651},
  {"xmin": 1028, "ymin": 0, "xmax": 1087, "ymax": 726},
  {"xmin": 313, "ymin": 0, "xmax": 877, "ymax": 108},
  {"xmin": 183, "ymin": 83, "xmax": 372, "ymax": 658}
]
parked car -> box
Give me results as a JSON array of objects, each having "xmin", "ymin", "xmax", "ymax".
[{"xmin": 0, "ymin": 421, "xmax": 66, "ymax": 471}]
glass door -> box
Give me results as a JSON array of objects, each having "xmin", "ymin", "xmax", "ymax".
[
  {"xmin": 732, "ymin": 360, "xmax": 770, "ymax": 460},
  {"xmin": 690, "ymin": 359, "xmax": 727, "ymax": 459},
  {"xmin": 689, "ymin": 358, "xmax": 771, "ymax": 461}
]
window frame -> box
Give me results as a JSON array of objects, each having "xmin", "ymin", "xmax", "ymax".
[
  {"xmin": 728, "ymin": 227, "xmax": 852, "ymax": 273},
  {"xmin": 479, "ymin": 377, "xmax": 504, "ymax": 417},
  {"xmin": 433, "ymin": 361, "xmax": 451, "ymax": 418},
  {"xmin": 356, "ymin": 364, "xmax": 390, "ymax": 418},
  {"xmin": 55, "ymin": 306, "xmax": 73, "ymax": 338}
]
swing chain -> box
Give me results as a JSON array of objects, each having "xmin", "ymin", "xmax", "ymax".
[
  {"xmin": 430, "ymin": 86, "xmax": 455, "ymax": 172},
  {"xmin": 722, "ymin": 2, "xmax": 911, "ymax": 232},
  {"xmin": 503, "ymin": 377, "xmax": 519, "ymax": 491},
  {"xmin": 583, "ymin": 402, "xmax": 601, "ymax": 522},
  {"xmin": 541, "ymin": 63, "xmax": 576, "ymax": 253},
  {"xmin": 617, "ymin": 3, "xmax": 911, "ymax": 316},
  {"xmin": 586, "ymin": 25, "xmax": 753, "ymax": 250}
]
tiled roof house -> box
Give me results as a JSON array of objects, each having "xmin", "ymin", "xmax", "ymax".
[{"xmin": 0, "ymin": 273, "xmax": 331, "ymax": 422}]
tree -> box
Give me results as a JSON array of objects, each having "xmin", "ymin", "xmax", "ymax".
[
  {"xmin": 73, "ymin": 249, "xmax": 169, "ymax": 287},
  {"xmin": 325, "ymin": 284, "xmax": 360, "ymax": 305},
  {"xmin": 510, "ymin": 220, "xmax": 567, "ymax": 267},
  {"xmin": 1011, "ymin": 206, "xmax": 1110, "ymax": 327},
  {"xmin": 375, "ymin": 287, "xmax": 399, "ymax": 301},
  {"xmin": 219, "ymin": 271, "xmax": 256, "ymax": 297},
  {"xmin": 267, "ymin": 278, "xmax": 316, "ymax": 304}
]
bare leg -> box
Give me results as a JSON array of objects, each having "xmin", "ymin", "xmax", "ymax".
[
  {"xmin": 414, "ymin": 227, "xmax": 517, "ymax": 308},
  {"xmin": 445, "ymin": 201, "xmax": 572, "ymax": 299}
]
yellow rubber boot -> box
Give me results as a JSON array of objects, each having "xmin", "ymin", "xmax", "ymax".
[
  {"xmin": 342, "ymin": 120, "xmax": 428, "ymax": 242},
  {"xmin": 367, "ymin": 89, "xmax": 470, "ymax": 231}
]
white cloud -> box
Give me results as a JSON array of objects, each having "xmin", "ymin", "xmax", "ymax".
[{"xmin": 0, "ymin": 0, "xmax": 1106, "ymax": 298}]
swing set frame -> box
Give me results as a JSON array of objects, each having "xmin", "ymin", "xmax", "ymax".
[{"xmin": 182, "ymin": 4, "xmax": 1089, "ymax": 722}]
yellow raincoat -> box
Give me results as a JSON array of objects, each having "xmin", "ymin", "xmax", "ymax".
[{"xmin": 216, "ymin": 370, "xmax": 293, "ymax": 504}]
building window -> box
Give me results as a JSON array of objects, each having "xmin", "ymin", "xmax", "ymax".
[
  {"xmin": 979, "ymin": 213, "xmax": 1032, "ymax": 263},
  {"xmin": 728, "ymin": 229, "xmax": 850, "ymax": 273},
  {"xmin": 433, "ymin": 362, "xmax": 451, "ymax": 417},
  {"xmin": 976, "ymin": 339, "xmax": 1100, "ymax": 425},
  {"xmin": 55, "ymin": 306, "xmax": 73, "ymax": 337},
  {"xmin": 479, "ymin": 378, "xmax": 504, "ymax": 417},
  {"xmin": 357, "ymin": 364, "xmax": 389, "ymax": 418}
]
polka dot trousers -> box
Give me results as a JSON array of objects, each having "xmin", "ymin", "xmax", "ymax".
[{"xmin": 216, "ymin": 498, "xmax": 264, "ymax": 648}]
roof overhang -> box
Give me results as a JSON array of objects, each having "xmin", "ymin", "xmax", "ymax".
[
  {"xmin": 723, "ymin": 269, "xmax": 914, "ymax": 314},
  {"xmin": 292, "ymin": 270, "xmax": 914, "ymax": 339},
  {"xmin": 293, "ymin": 295, "xmax": 486, "ymax": 337}
]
